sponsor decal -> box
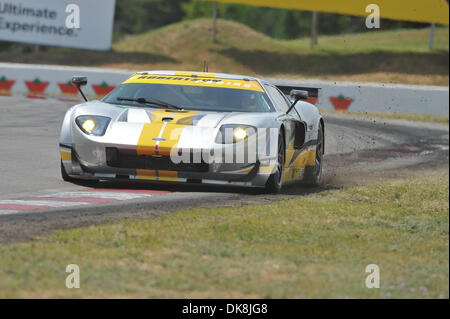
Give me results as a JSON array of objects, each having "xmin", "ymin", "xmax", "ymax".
[
  {"xmin": 92, "ymin": 81, "xmax": 115, "ymax": 98},
  {"xmin": 25, "ymin": 77, "xmax": 49, "ymax": 99},
  {"xmin": 330, "ymin": 94, "xmax": 354, "ymax": 110},
  {"xmin": 0, "ymin": 75, "xmax": 15, "ymax": 96},
  {"xmin": 124, "ymin": 74, "xmax": 264, "ymax": 92}
]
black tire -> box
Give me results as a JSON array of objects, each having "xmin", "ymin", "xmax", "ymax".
[
  {"xmin": 265, "ymin": 131, "xmax": 285, "ymax": 193},
  {"xmin": 61, "ymin": 160, "xmax": 99, "ymax": 186},
  {"xmin": 303, "ymin": 122, "xmax": 324, "ymax": 187}
]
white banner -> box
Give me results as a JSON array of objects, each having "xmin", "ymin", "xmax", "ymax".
[{"xmin": 0, "ymin": 0, "xmax": 115, "ymax": 50}]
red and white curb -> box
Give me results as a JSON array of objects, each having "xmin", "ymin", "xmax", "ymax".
[{"xmin": 0, "ymin": 189, "xmax": 170, "ymax": 215}]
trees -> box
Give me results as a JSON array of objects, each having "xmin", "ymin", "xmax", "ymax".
[{"xmin": 114, "ymin": 0, "xmax": 187, "ymax": 37}]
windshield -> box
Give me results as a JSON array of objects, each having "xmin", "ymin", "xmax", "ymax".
[{"xmin": 103, "ymin": 83, "xmax": 274, "ymax": 112}]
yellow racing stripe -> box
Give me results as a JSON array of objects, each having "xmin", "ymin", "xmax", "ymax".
[
  {"xmin": 137, "ymin": 110, "xmax": 199, "ymax": 156},
  {"xmin": 136, "ymin": 169, "xmax": 178, "ymax": 181},
  {"xmin": 306, "ymin": 149, "xmax": 316, "ymax": 166},
  {"xmin": 282, "ymin": 149, "xmax": 316, "ymax": 182},
  {"xmin": 157, "ymin": 111, "xmax": 198, "ymax": 155},
  {"xmin": 171, "ymin": 110, "xmax": 198, "ymax": 125},
  {"xmin": 157, "ymin": 170, "xmax": 178, "ymax": 181},
  {"xmin": 136, "ymin": 123, "xmax": 164, "ymax": 156},
  {"xmin": 136, "ymin": 169, "xmax": 157, "ymax": 180},
  {"xmin": 60, "ymin": 151, "xmax": 71, "ymax": 162},
  {"xmin": 151, "ymin": 109, "xmax": 172, "ymax": 122},
  {"xmin": 157, "ymin": 124, "xmax": 185, "ymax": 156},
  {"xmin": 284, "ymin": 139, "xmax": 295, "ymax": 168}
]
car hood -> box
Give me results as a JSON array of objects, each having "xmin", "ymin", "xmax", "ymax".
[{"xmin": 73, "ymin": 100, "xmax": 278, "ymax": 129}]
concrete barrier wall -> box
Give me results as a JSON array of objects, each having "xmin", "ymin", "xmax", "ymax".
[
  {"xmin": 0, "ymin": 63, "xmax": 130, "ymax": 102},
  {"xmin": 271, "ymin": 79, "xmax": 449, "ymax": 116},
  {"xmin": 1, "ymin": 63, "xmax": 448, "ymax": 115}
]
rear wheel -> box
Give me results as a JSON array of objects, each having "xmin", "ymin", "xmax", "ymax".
[
  {"xmin": 303, "ymin": 122, "xmax": 324, "ymax": 187},
  {"xmin": 265, "ymin": 131, "xmax": 285, "ymax": 193}
]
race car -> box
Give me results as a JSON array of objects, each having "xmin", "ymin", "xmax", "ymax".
[{"xmin": 59, "ymin": 71, "xmax": 324, "ymax": 193}]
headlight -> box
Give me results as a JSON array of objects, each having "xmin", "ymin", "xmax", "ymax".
[
  {"xmin": 215, "ymin": 124, "xmax": 256, "ymax": 144},
  {"xmin": 75, "ymin": 116, "xmax": 111, "ymax": 136},
  {"xmin": 234, "ymin": 127, "xmax": 248, "ymax": 141}
]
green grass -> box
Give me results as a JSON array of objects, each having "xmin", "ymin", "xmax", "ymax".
[
  {"xmin": 321, "ymin": 109, "xmax": 450, "ymax": 126},
  {"xmin": 281, "ymin": 27, "xmax": 449, "ymax": 53},
  {"xmin": 0, "ymin": 19, "xmax": 448, "ymax": 86},
  {"xmin": 0, "ymin": 171, "xmax": 448, "ymax": 298}
]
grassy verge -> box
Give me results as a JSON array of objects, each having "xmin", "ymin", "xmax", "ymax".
[
  {"xmin": 0, "ymin": 171, "xmax": 448, "ymax": 298},
  {"xmin": 320, "ymin": 109, "xmax": 449, "ymax": 126},
  {"xmin": 281, "ymin": 27, "xmax": 449, "ymax": 53},
  {"xmin": 0, "ymin": 19, "xmax": 448, "ymax": 86}
]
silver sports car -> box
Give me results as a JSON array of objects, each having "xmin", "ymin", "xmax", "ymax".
[{"xmin": 59, "ymin": 71, "xmax": 324, "ymax": 193}]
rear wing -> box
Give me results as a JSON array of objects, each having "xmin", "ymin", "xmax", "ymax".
[{"xmin": 275, "ymin": 85, "xmax": 322, "ymax": 106}]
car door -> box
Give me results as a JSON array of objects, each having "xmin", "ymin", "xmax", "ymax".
[
  {"xmin": 264, "ymin": 84, "xmax": 306, "ymax": 145},
  {"xmin": 264, "ymin": 84, "xmax": 307, "ymax": 182}
]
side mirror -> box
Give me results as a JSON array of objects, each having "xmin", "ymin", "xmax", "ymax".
[
  {"xmin": 71, "ymin": 76, "xmax": 88, "ymax": 101},
  {"xmin": 290, "ymin": 89, "xmax": 308, "ymax": 101},
  {"xmin": 72, "ymin": 76, "xmax": 88, "ymax": 87}
]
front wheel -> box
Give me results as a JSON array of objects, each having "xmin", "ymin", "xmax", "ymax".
[
  {"xmin": 265, "ymin": 131, "xmax": 285, "ymax": 193},
  {"xmin": 303, "ymin": 122, "xmax": 324, "ymax": 187}
]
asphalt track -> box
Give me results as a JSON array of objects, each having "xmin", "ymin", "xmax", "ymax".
[{"xmin": 0, "ymin": 96, "xmax": 448, "ymax": 242}]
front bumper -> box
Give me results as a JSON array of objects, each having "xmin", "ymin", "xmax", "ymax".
[{"xmin": 60, "ymin": 128, "xmax": 276, "ymax": 187}]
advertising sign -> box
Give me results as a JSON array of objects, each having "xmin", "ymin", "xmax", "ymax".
[{"xmin": 0, "ymin": 0, "xmax": 116, "ymax": 50}]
